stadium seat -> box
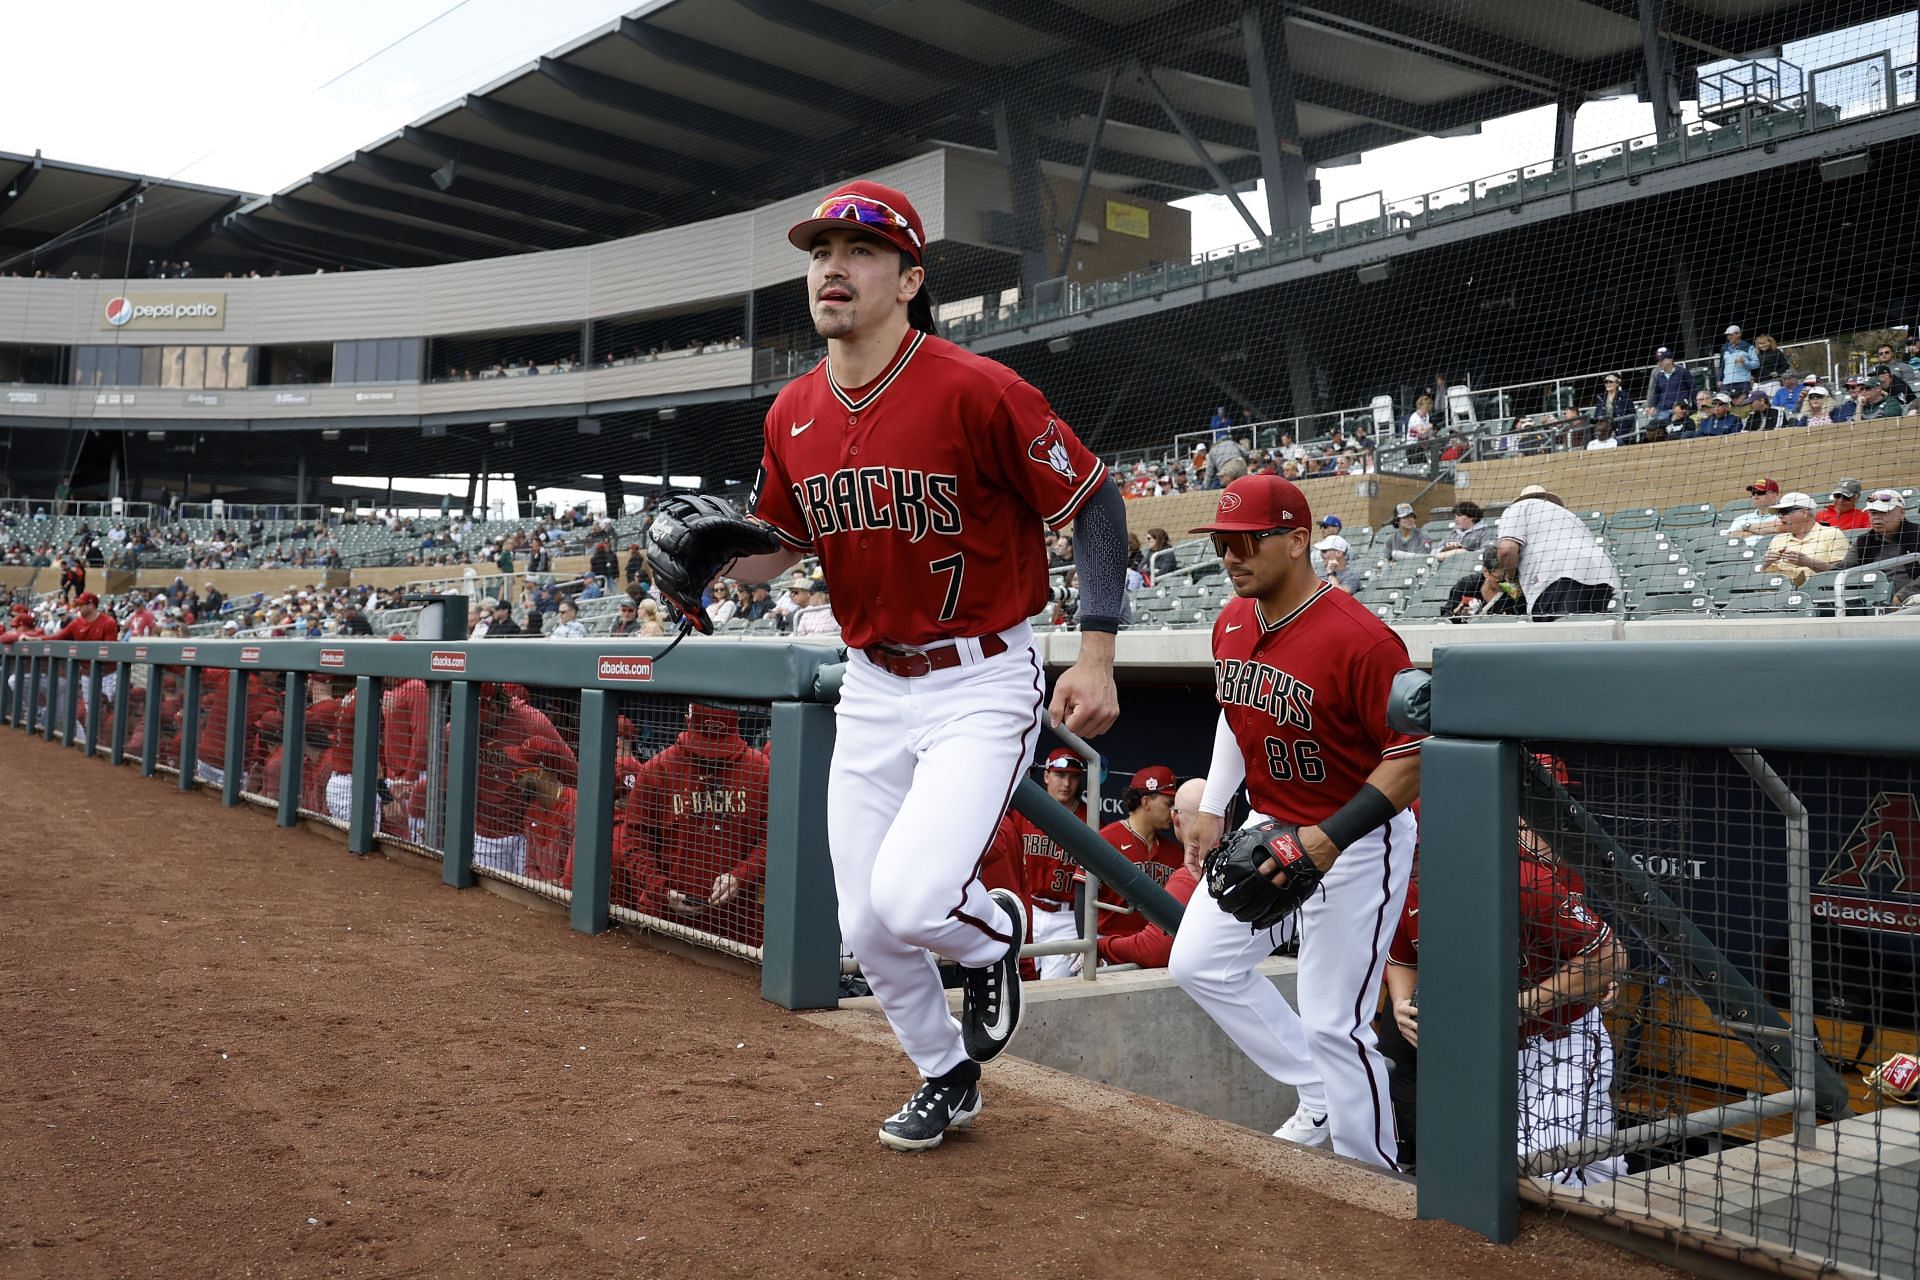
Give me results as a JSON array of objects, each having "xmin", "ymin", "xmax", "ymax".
[
  {"xmin": 1624, "ymin": 549, "xmax": 1693, "ymax": 574},
  {"xmin": 1607, "ymin": 508, "xmax": 1660, "ymax": 531},
  {"xmin": 1637, "ymin": 567, "xmax": 1703, "ymax": 595},
  {"xmin": 1661, "ymin": 504, "xmax": 1717, "ymax": 528},
  {"xmin": 1576, "ymin": 511, "xmax": 1607, "ymax": 531},
  {"xmin": 1607, "ymin": 529, "xmax": 1671, "ymax": 558},
  {"xmin": 1720, "ymin": 588, "xmax": 1793, "ymax": 613},
  {"xmin": 1714, "ymin": 574, "xmax": 1791, "ymax": 603},
  {"xmin": 1801, "ymin": 570, "xmax": 1895, "ymax": 616},
  {"xmin": 1630, "ymin": 592, "xmax": 1711, "ymax": 615},
  {"xmin": 1704, "ymin": 544, "xmax": 1764, "ymax": 569}
]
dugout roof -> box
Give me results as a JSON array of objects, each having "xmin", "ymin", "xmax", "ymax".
[{"xmin": 214, "ymin": 0, "xmax": 1877, "ymax": 270}]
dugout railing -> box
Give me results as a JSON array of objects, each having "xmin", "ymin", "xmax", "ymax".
[
  {"xmin": 1415, "ymin": 640, "xmax": 1919, "ymax": 1279},
  {"xmin": 0, "ymin": 636, "xmax": 1183, "ymax": 1012}
]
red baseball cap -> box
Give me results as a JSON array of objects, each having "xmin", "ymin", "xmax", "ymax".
[
  {"xmin": 1043, "ymin": 749, "xmax": 1086, "ymax": 773},
  {"xmin": 505, "ymin": 736, "xmax": 572, "ymax": 775},
  {"xmin": 688, "ymin": 702, "xmax": 740, "ymax": 735},
  {"xmin": 1129, "ymin": 765, "xmax": 1177, "ymax": 793},
  {"xmin": 787, "ymin": 180, "xmax": 926, "ymax": 265},
  {"xmin": 73, "ymin": 591, "xmax": 99, "ymax": 607},
  {"xmin": 1189, "ymin": 475, "xmax": 1314, "ymax": 534},
  {"xmin": 1747, "ymin": 478, "xmax": 1780, "ymax": 496}
]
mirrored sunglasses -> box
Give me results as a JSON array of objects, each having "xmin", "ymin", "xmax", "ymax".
[
  {"xmin": 811, "ymin": 194, "xmax": 922, "ymax": 248},
  {"xmin": 1209, "ymin": 528, "xmax": 1296, "ymax": 558}
]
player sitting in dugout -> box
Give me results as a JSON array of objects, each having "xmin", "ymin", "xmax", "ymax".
[{"xmin": 1381, "ymin": 819, "xmax": 1628, "ymax": 1182}]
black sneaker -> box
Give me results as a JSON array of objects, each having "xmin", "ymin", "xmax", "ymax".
[
  {"xmin": 878, "ymin": 1060, "xmax": 982, "ymax": 1152},
  {"xmin": 961, "ymin": 888, "xmax": 1025, "ymax": 1063}
]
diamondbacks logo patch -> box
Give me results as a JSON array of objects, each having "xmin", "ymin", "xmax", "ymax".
[
  {"xmin": 1218, "ymin": 491, "xmax": 1243, "ymax": 515},
  {"xmin": 1026, "ymin": 419, "xmax": 1077, "ymax": 482}
]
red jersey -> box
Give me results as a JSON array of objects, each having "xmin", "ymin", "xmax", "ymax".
[
  {"xmin": 474, "ymin": 699, "xmax": 574, "ymax": 839},
  {"xmin": 1211, "ymin": 584, "xmax": 1424, "ymax": 826},
  {"xmin": 616, "ymin": 730, "xmax": 768, "ymax": 899},
  {"xmin": 751, "ymin": 329, "xmax": 1103, "ymax": 648},
  {"xmin": 525, "ymin": 787, "xmax": 577, "ymax": 885},
  {"xmin": 313, "ymin": 691, "xmax": 357, "ymax": 776},
  {"xmin": 198, "ymin": 668, "xmax": 233, "ymax": 767},
  {"xmin": 1097, "ymin": 866, "xmax": 1199, "ymax": 968},
  {"xmin": 989, "ymin": 802, "xmax": 1086, "ymax": 908},
  {"xmin": 383, "ymin": 679, "xmax": 431, "ymax": 778},
  {"xmin": 1093, "ymin": 818, "xmax": 1185, "ymax": 939},
  {"xmin": 1387, "ymin": 854, "xmax": 1611, "ymax": 1036},
  {"xmin": 51, "ymin": 611, "xmax": 118, "ymax": 643},
  {"xmin": 1818, "ymin": 506, "xmax": 1871, "ymax": 531}
]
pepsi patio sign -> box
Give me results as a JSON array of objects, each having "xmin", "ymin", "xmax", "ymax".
[{"xmin": 99, "ymin": 292, "xmax": 226, "ymax": 332}]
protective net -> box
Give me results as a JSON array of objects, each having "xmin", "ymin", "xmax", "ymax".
[
  {"xmin": 1505, "ymin": 744, "xmax": 1920, "ymax": 1277},
  {"xmin": 1, "ymin": 3, "xmax": 1913, "ymax": 636}
]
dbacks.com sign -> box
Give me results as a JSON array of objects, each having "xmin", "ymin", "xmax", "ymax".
[{"xmin": 99, "ymin": 292, "xmax": 227, "ymax": 331}]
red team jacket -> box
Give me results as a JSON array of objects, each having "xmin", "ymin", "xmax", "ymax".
[
  {"xmin": 750, "ymin": 329, "xmax": 1105, "ymax": 648},
  {"xmin": 1097, "ymin": 865, "xmax": 1200, "ymax": 968},
  {"xmin": 614, "ymin": 726, "xmax": 769, "ymax": 945},
  {"xmin": 1211, "ymin": 583, "xmax": 1425, "ymax": 826}
]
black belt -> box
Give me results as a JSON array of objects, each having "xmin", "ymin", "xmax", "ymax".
[{"xmin": 863, "ymin": 632, "xmax": 1008, "ymax": 678}]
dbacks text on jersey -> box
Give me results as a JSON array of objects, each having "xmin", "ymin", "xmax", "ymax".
[
  {"xmin": 1214, "ymin": 657, "xmax": 1316, "ymax": 730},
  {"xmin": 791, "ymin": 467, "xmax": 962, "ymax": 544}
]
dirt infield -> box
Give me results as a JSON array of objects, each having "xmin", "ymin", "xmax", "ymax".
[{"xmin": 0, "ymin": 731, "xmax": 1686, "ymax": 1280}]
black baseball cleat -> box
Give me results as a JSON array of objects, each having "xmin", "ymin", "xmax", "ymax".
[
  {"xmin": 878, "ymin": 1059, "xmax": 982, "ymax": 1152},
  {"xmin": 961, "ymin": 887, "xmax": 1025, "ymax": 1063}
]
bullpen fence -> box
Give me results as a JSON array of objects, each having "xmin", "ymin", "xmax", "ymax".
[
  {"xmin": 0, "ymin": 635, "xmax": 1184, "ymax": 1011},
  {"xmin": 1417, "ymin": 640, "xmax": 1919, "ymax": 1279}
]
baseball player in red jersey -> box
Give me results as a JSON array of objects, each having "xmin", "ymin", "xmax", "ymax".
[
  {"xmin": 612, "ymin": 703, "xmax": 770, "ymax": 948},
  {"xmin": 717, "ymin": 179, "xmax": 1127, "ymax": 1151},
  {"xmin": 1092, "ymin": 765, "xmax": 1185, "ymax": 943},
  {"xmin": 987, "ymin": 749, "xmax": 1087, "ymax": 979},
  {"xmin": 1169, "ymin": 476, "xmax": 1423, "ymax": 1169},
  {"xmin": 506, "ymin": 737, "xmax": 580, "ymax": 885},
  {"xmin": 42, "ymin": 592, "xmax": 118, "ymax": 732},
  {"xmin": 1387, "ymin": 823, "xmax": 1627, "ymax": 1184},
  {"xmin": 1096, "ymin": 776, "xmax": 1208, "ymax": 970}
]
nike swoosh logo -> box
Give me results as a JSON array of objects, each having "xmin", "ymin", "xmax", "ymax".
[
  {"xmin": 789, "ymin": 418, "xmax": 814, "ymax": 436},
  {"xmin": 1224, "ymin": 623, "xmax": 1243, "ymax": 633}
]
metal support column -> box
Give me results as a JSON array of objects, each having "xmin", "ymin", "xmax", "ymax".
[
  {"xmin": 140, "ymin": 666, "xmax": 162, "ymax": 776},
  {"xmin": 178, "ymin": 666, "xmax": 202, "ymax": 790},
  {"xmin": 1056, "ymin": 69, "xmax": 1117, "ymax": 279},
  {"xmin": 1139, "ymin": 62, "xmax": 1267, "ymax": 243},
  {"xmin": 570, "ymin": 689, "xmax": 617, "ymax": 936},
  {"xmin": 1242, "ymin": 4, "xmax": 1311, "ymax": 235},
  {"xmin": 1732, "ymin": 749, "xmax": 1820, "ymax": 1149},
  {"xmin": 1417, "ymin": 737, "xmax": 1520, "ymax": 1242},
  {"xmin": 1638, "ymin": 0, "xmax": 1679, "ymax": 143},
  {"xmin": 109, "ymin": 662, "xmax": 131, "ymax": 765},
  {"xmin": 57, "ymin": 657, "xmax": 79, "ymax": 745},
  {"xmin": 27, "ymin": 655, "xmax": 45, "ymax": 734},
  {"xmin": 83, "ymin": 659, "xmax": 105, "ymax": 756},
  {"xmin": 991, "ymin": 97, "xmax": 1053, "ymax": 294},
  {"xmin": 760, "ymin": 701, "xmax": 842, "ymax": 1010},
  {"xmin": 442, "ymin": 681, "xmax": 480, "ymax": 888},
  {"xmin": 1, "ymin": 651, "xmax": 15, "ymax": 724},
  {"xmin": 1673, "ymin": 247, "xmax": 1701, "ymax": 365},
  {"xmin": 347, "ymin": 675, "xmax": 382, "ymax": 854},
  {"xmin": 221, "ymin": 669, "xmax": 248, "ymax": 806},
  {"xmin": 278, "ymin": 672, "xmax": 307, "ymax": 827}
]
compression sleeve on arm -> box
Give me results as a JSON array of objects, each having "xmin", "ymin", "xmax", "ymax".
[
  {"xmin": 1199, "ymin": 711, "xmax": 1246, "ymax": 816},
  {"xmin": 1070, "ymin": 477, "xmax": 1128, "ymax": 634}
]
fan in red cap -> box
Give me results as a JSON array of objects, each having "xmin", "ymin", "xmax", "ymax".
[{"xmin": 1091, "ymin": 765, "xmax": 1185, "ymax": 942}]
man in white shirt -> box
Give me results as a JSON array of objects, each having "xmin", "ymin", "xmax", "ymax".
[
  {"xmin": 1723, "ymin": 478, "xmax": 1784, "ymax": 544},
  {"xmin": 1585, "ymin": 423, "xmax": 1619, "ymax": 450},
  {"xmin": 1495, "ymin": 486, "xmax": 1620, "ymax": 620}
]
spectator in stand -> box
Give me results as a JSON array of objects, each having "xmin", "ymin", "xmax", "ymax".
[
  {"xmin": 1759, "ymin": 493, "xmax": 1848, "ymax": 586},
  {"xmin": 637, "ymin": 599, "xmax": 668, "ymax": 637},
  {"xmin": 1744, "ymin": 388, "xmax": 1785, "ymax": 431},
  {"xmin": 1317, "ymin": 541, "xmax": 1358, "ymax": 593},
  {"xmin": 1842, "ymin": 490, "xmax": 1920, "ymax": 604},
  {"xmin": 1722, "ymin": 478, "xmax": 1784, "ymax": 542},
  {"xmin": 625, "ymin": 544, "xmax": 647, "ymax": 585},
  {"xmin": 1431, "ymin": 501, "xmax": 1491, "ymax": 561},
  {"xmin": 706, "ymin": 578, "xmax": 740, "ymax": 627},
  {"xmin": 547, "ymin": 598, "xmax": 587, "ymax": 638},
  {"xmin": 1384, "ymin": 503, "xmax": 1431, "ymax": 561},
  {"xmin": 589, "ymin": 540, "xmax": 620, "ymax": 581},
  {"xmin": 1144, "ymin": 528, "xmax": 1178, "ymax": 582},
  {"xmin": 1719, "ymin": 325, "xmax": 1759, "ymax": 397},
  {"xmin": 1206, "ymin": 434, "xmax": 1248, "ymax": 487},
  {"xmin": 1495, "ymin": 486, "xmax": 1620, "ymax": 619},
  {"xmin": 1648, "ymin": 347, "xmax": 1693, "ymax": 412},
  {"xmin": 1769, "ymin": 371, "xmax": 1807, "ymax": 412},
  {"xmin": 1817, "ymin": 479, "xmax": 1871, "ymax": 531},
  {"xmin": 1591, "ymin": 375, "xmax": 1634, "ymax": 439},
  {"xmin": 1750, "ymin": 334, "xmax": 1790, "ymax": 394},
  {"xmin": 1860, "ymin": 381, "xmax": 1902, "ymax": 420},
  {"xmin": 774, "ymin": 574, "xmax": 814, "ymax": 630},
  {"xmin": 1404, "ymin": 394, "xmax": 1436, "ymax": 459},
  {"xmin": 1833, "ymin": 376, "xmax": 1862, "ymax": 422},
  {"xmin": 1048, "ymin": 533, "xmax": 1075, "ymax": 569},
  {"xmin": 1208, "ymin": 405, "xmax": 1232, "ymax": 439},
  {"xmin": 1904, "ymin": 335, "xmax": 1920, "ymax": 385},
  {"xmin": 1585, "ymin": 423, "xmax": 1620, "ymax": 450},
  {"xmin": 1682, "ymin": 392, "xmax": 1741, "ymax": 438},
  {"xmin": 610, "ymin": 600, "xmax": 643, "ymax": 636},
  {"xmin": 1446, "ymin": 544, "xmax": 1525, "ymax": 621},
  {"xmin": 1874, "ymin": 363, "xmax": 1914, "ymax": 405},
  {"xmin": 1797, "ymin": 384, "xmax": 1835, "ymax": 427},
  {"xmin": 481, "ymin": 598, "xmax": 521, "ymax": 637},
  {"xmin": 1093, "ymin": 776, "xmax": 1204, "ymax": 971},
  {"xmin": 791, "ymin": 582, "xmax": 839, "ymax": 636},
  {"xmin": 742, "ymin": 582, "xmax": 774, "ymax": 622}
]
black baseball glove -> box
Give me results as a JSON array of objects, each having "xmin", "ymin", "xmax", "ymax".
[
  {"xmin": 643, "ymin": 492, "xmax": 781, "ymax": 634},
  {"xmin": 1203, "ymin": 819, "xmax": 1325, "ymax": 929}
]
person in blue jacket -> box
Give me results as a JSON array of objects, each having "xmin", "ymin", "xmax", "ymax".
[{"xmin": 1719, "ymin": 325, "xmax": 1760, "ymax": 396}]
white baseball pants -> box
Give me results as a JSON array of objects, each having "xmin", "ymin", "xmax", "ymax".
[
  {"xmin": 325, "ymin": 772, "xmax": 354, "ymax": 825},
  {"xmin": 1521, "ymin": 1006, "xmax": 1625, "ymax": 1185},
  {"xmin": 1030, "ymin": 902, "xmax": 1080, "ymax": 979},
  {"xmin": 828, "ymin": 624, "xmax": 1043, "ymax": 1079},
  {"xmin": 473, "ymin": 834, "xmax": 528, "ymax": 877},
  {"xmin": 1170, "ymin": 807, "xmax": 1415, "ymax": 1169}
]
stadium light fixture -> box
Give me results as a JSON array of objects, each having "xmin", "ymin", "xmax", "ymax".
[
  {"xmin": 1356, "ymin": 262, "xmax": 1391, "ymax": 285},
  {"xmin": 145, "ymin": 430, "xmax": 165, "ymax": 442},
  {"xmin": 431, "ymin": 159, "xmax": 458, "ymax": 191},
  {"xmin": 422, "ymin": 424, "xmax": 447, "ymax": 438},
  {"xmin": 1046, "ymin": 336, "xmax": 1073, "ymax": 354},
  {"xmin": 321, "ymin": 428, "xmax": 342, "ymax": 441},
  {"xmin": 488, "ymin": 421, "xmax": 508, "ymax": 435},
  {"xmin": 658, "ymin": 407, "xmax": 679, "ymax": 421}
]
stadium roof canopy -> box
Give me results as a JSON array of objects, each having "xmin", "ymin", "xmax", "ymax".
[
  {"xmin": 214, "ymin": 0, "xmax": 1874, "ymax": 269},
  {"xmin": 0, "ymin": 150, "xmax": 250, "ymax": 277}
]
